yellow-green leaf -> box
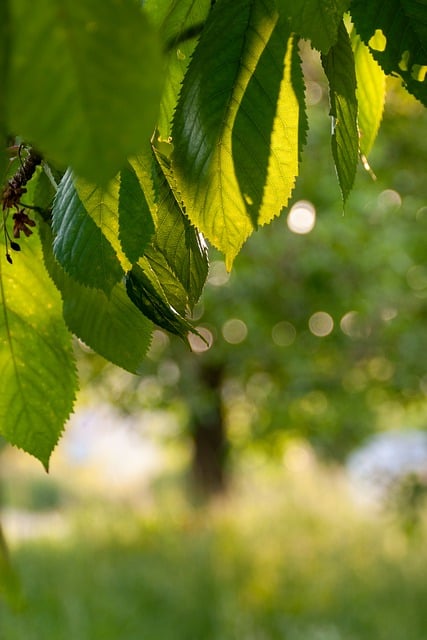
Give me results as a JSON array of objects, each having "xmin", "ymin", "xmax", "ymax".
[
  {"xmin": 352, "ymin": 30, "xmax": 386, "ymax": 158},
  {"xmin": 0, "ymin": 229, "xmax": 77, "ymax": 468},
  {"xmin": 7, "ymin": 0, "xmax": 163, "ymax": 184},
  {"xmin": 172, "ymin": 0, "xmax": 303, "ymax": 268}
]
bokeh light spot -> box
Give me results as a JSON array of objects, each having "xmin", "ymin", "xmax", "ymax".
[
  {"xmin": 287, "ymin": 200, "xmax": 316, "ymax": 234},
  {"xmin": 272, "ymin": 321, "xmax": 296, "ymax": 347},
  {"xmin": 309, "ymin": 311, "xmax": 334, "ymax": 337},
  {"xmin": 406, "ymin": 265, "xmax": 427, "ymax": 291},
  {"xmin": 207, "ymin": 261, "xmax": 230, "ymax": 286},
  {"xmin": 222, "ymin": 319, "xmax": 248, "ymax": 344},
  {"xmin": 377, "ymin": 189, "xmax": 402, "ymax": 211}
]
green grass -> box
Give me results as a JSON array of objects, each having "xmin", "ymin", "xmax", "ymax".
[{"xmin": 1, "ymin": 458, "xmax": 427, "ymax": 639}]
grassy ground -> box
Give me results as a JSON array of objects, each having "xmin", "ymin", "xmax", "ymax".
[{"xmin": 1, "ymin": 451, "xmax": 427, "ymax": 639}]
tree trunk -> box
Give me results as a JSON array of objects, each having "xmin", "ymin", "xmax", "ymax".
[{"xmin": 189, "ymin": 364, "xmax": 228, "ymax": 500}]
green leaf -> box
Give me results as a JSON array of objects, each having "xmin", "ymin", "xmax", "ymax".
[
  {"xmin": 352, "ymin": 30, "xmax": 386, "ymax": 158},
  {"xmin": 322, "ymin": 21, "xmax": 358, "ymax": 203},
  {"xmin": 34, "ymin": 166, "xmax": 57, "ymax": 212},
  {"xmin": 52, "ymin": 170, "xmax": 124, "ymax": 293},
  {"xmin": 152, "ymin": 150, "xmax": 209, "ymax": 308},
  {"xmin": 130, "ymin": 149, "xmax": 158, "ymax": 215},
  {"xmin": 119, "ymin": 161, "xmax": 155, "ymax": 265},
  {"xmin": 146, "ymin": 0, "xmax": 211, "ymax": 139},
  {"xmin": 275, "ymin": 0, "xmax": 349, "ymax": 52},
  {"xmin": 0, "ymin": 228, "xmax": 77, "ymax": 469},
  {"xmin": 141, "ymin": 248, "xmax": 189, "ymax": 316},
  {"xmin": 350, "ymin": 0, "xmax": 427, "ymax": 106},
  {"xmin": 172, "ymin": 0, "xmax": 303, "ymax": 268},
  {"xmin": 402, "ymin": 0, "xmax": 427, "ymax": 44},
  {"xmin": 232, "ymin": 31, "xmax": 304, "ymax": 228},
  {"xmin": 74, "ymin": 175, "xmax": 131, "ymax": 272},
  {"xmin": 7, "ymin": 0, "xmax": 163, "ymax": 184},
  {"xmin": 126, "ymin": 263, "xmax": 195, "ymax": 341},
  {"xmin": 40, "ymin": 220, "xmax": 153, "ymax": 375}
]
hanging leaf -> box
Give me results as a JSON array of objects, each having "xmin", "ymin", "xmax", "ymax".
[
  {"xmin": 145, "ymin": 0, "xmax": 211, "ymax": 139},
  {"xmin": 275, "ymin": 0, "xmax": 350, "ymax": 52},
  {"xmin": 40, "ymin": 221, "xmax": 153, "ymax": 375},
  {"xmin": 152, "ymin": 150, "xmax": 208, "ymax": 308},
  {"xmin": 74, "ymin": 175, "xmax": 131, "ymax": 272},
  {"xmin": 232, "ymin": 32, "xmax": 304, "ymax": 228},
  {"xmin": 350, "ymin": 0, "xmax": 427, "ymax": 106},
  {"xmin": 7, "ymin": 0, "xmax": 163, "ymax": 184},
  {"xmin": 352, "ymin": 30, "xmax": 386, "ymax": 158},
  {"xmin": 402, "ymin": 0, "xmax": 427, "ymax": 45},
  {"xmin": 141, "ymin": 248, "xmax": 189, "ymax": 316},
  {"xmin": 52, "ymin": 170, "xmax": 124, "ymax": 293},
  {"xmin": 119, "ymin": 161, "xmax": 155, "ymax": 265},
  {"xmin": 172, "ymin": 0, "xmax": 304, "ymax": 268},
  {"xmin": 0, "ymin": 229, "xmax": 77, "ymax": 469},
  {"xmin": 126, "ymin": 263, "xmax": 196, "ymax": 341},
  {"xmin": 322, "ymin": 21, "xmax": 359, "ymax": 203}
]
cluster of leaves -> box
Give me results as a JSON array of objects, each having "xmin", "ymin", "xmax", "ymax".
[{"xmin": 0, "ymin": 0, "xmax": 426, "ymax": 467}]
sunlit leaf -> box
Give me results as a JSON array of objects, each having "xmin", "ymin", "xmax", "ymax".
[
  {"xmin": 232, "ymin": 33, "xmax": 304, "ymax": 229},
  {"xmin": 119, "ymin": 161, "xmax": 155, "ymax": 265},
  {"xmin": 40, "ymin": 221, "xmax": 153, "ymax": 375},
  {"xmin": 352, "ymin": 30, "xmax": 386, "ymax": 158},
  {"xmin": 74, "ymin": 175, "xmax": 131, "ymax": 272},
  {"xmin": 322, "ymin": 21, "xmax": 358, "ymax": 203},
  {"xmin": 52, "ymin": 170, "xmax": 123, "ymax": 293},
  {"xmin": 275, "ymin": 0, "xmax": 349, "ymax": 52},
  {"xmin": 172, "ymin": 0, "xmax": 303, "ymax": 268},
  {"xmin": 0, "ymin": 229, "xmax": 77, "ymax": 468},
  {"xmin": 7, "ymin": 0, "xmax": 163, "ymax": 184},
  {"xmin": 145, "ymin": 0, "xmax": 211, "ymax": 139},
  {"xmin": 152, "ymin": 150, "xmax": 208, "ymax": 307}
]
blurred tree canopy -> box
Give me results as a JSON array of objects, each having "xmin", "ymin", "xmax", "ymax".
[
  {"xmin": 0, "ymin": 0, "xmax": 426, "ymax": 469},
  {"xmin": 83, "ymin": 77, "xmax": 427, "ymax": 495}
]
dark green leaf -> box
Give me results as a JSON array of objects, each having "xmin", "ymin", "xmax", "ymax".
[
  {"xmin": 402, "ymin": 0, "xmax": 427, "ymax": 44},
  {"xmin": 126, "ymin": 263, "xmax": 195, "ymax": 341},
  {"xmin": 172, "ymin": 0, "xmax": 303, "ymax": 267},
  {"xmin": 141, "ymin": 248, "xmax": 189, "ymax": 316},
  {"xmin": 40, "ymin": 220, "xmax": 153, "ymax": 375},
  {"xmin": 0, "ymin": 227, "xmax": 77, "ymax": 469},
  {"xmin": 119, "ymin": 161, "xmax": 155, "ymax": 265},
  {"xmin": 322, "ymin": 21, "xmax": 358, "ymax": 203},
  {"xmin": 7, "ymin": 0, "xmax": 163, "ymax": 184},
  {"xmin": 275, "ymin": 0, "xmax": 349, "ymax": 52},
  {"xmin": 52, "ymin": 170, "xmax": 123, "ymax": 293},
  {"xmin": 350, "ymin": 0, "xmax": 427, "ymax": 105},
  {"xmin": 34, "ymin": 166, "xmax": 57, "ymax": 213}
]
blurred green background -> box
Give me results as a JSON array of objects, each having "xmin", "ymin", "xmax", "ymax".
[{"xmin": 1, "ymin": 60, "xmax": 427, "ymax": 638}]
